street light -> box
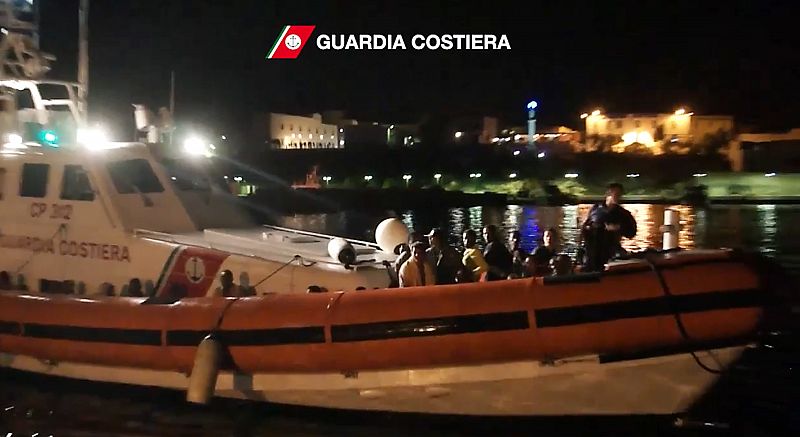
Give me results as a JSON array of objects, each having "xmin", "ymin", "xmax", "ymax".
[
  {"xmin": 434, "ymin": 173, "xmax": 442, "ymax": 184},
  {"xmin": 564, "ymin": 173, "xmax": 579, "ymax": 178},
  {"xmin": 580, "ymin": 113, "xmax": 589, "ymax": 119},
  {"xmin": 626, "ymin": 173, "xmax": 640, "ymax": 178},
  {"xmin": 402, "ymin": 174, "xmax": 412, "ymax": 187},
  {"xmin": 674, "ymin": 108, "xmax": 686, "ymax": 116},
  {"xmin": 363, "ymin": 175, "xmax": 373, "ymax": 182},
  {"xmin": 591, "ymin": 109, "xmax": 601, "ymax": 116},
  {"xmin": 537, "ymin": 151, "xmax": 546, "ymax": 158},
  {"xmin": 509, "ymin": 173, "xmax": 517, "ymax": 179},
  {"xmin": 693, "ymin": 173, "xmax": 708, "ymax": 177},
  {"xmin": 469, "ymin": 173, "xmax": 482, "ymax": 179},
  {"xmin": 322, "ymin": 176, "xmax": 332, "ymax": 186},
  {"xmin": 455, "ymin": 131, "xmax": 464, "ymax": 139},
  {"xmin": 764, "ymin": 172, "xmax": 777, "ymax": 177},
  {"xmin": 513, "ymin": 150, "xmax": 521, "ymax": 156}
]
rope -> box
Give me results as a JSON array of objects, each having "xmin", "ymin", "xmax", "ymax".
[
  {"xmin": 252, "ymin": 255, "xmax": 306, "ymax": 289},
  {"xmin": 210, "ymin": 254, "xmax": 312, "ymax": 334},
  {"xmin": 643, "ymin": 254, "xmax": 724, "ymax": 374},
  {"xmin": 12, "ymin": 223, "xmax": 67, "ymax": 275}
]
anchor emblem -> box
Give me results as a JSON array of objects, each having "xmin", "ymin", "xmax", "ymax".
[{"xmin": 184, "ymin": 256, "xmax": 206, "ymax": 284}]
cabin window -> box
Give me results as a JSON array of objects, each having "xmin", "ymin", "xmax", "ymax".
[
  {"xmin": 107, "ymin": 159, "xmax": 164, "ymax": 194},
  {"xmin": 19, "ymin": 163, "xmax": 49, "ymax": 198},
  {"xmin": 60, "ymin": 165, "xmax": 95, "ymax": 201},
  {"xmin": 0, "ymin": 168, "xmax": 5, "ymax": 200},
  {"xmin": 162, "ymin": 159, "xmax": 217, "ymax": 192}
]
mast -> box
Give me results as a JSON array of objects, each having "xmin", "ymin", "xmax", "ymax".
[{"xmin": 78, "ymin": 0, "xmax": 89, "ymax": 115}]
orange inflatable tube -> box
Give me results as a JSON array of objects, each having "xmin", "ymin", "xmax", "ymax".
[{"xmin": 0, "ymin": 251, "xmax": 766, "ymax": 374}]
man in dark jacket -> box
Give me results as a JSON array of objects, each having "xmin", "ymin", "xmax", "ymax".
[
  {"xmin": 581, "ymin": 183, "xmax": 637, "ymax": 271},
  {"xmin": 482, "ymin": 225, "xmax": 513, "ymax": 280},
  {"xmin": 426, "ymin": 228, "xmax": 464, "ymax": 285}
]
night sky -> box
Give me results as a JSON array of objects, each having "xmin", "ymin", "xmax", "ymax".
[{"xmin": 37, "ymin": 0, "xmax": 799, "ymax": 143}]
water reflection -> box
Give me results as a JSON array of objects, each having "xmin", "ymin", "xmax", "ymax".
[
  {"xmin": 276, "ymin": 204, "xmax": 800, "ymax": 273},
  {"xmin": 757, "ymin": 204, "xmax": 778, "ymax": 255}
]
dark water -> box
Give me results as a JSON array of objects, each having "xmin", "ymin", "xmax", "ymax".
[
  {"xmin": 2, "ymin": 204, "xmax": 799, "ymax": 436},
  {"xmin": 278, "ymin": 204, "xmax": 800, "ymax": 274}
]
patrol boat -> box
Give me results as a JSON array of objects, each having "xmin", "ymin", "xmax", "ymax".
[{"xmin": 0, "ymin": 1, "xmax": 782, "ymax": 417}]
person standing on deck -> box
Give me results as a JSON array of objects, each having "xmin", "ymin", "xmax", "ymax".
[
  {"xmin": 426, "ymin": 228, "xmax": 464, "ymax": 285},
  {"xmin": 483, "ymin": 225, "xmax": 513, "ymax": 281},
  {"xmin": 581, "ymin": 182, "xmax": 637, "ymax": 271},
  {"xmin": 462, "ymin": 229, "xmax": 489, "ymax": 282},
  {"xmin": 399, "ymin": 241, "xmax": 436, "ymax": 287}
]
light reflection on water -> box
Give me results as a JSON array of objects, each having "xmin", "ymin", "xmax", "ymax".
[{"xmin": 277, "ymin": 204, "xmax": 800, "ymax": 273}]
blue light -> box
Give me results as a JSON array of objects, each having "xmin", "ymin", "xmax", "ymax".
[{"xmin": 527, "ymin": 100, "xmax": 538, "ymax": 110}]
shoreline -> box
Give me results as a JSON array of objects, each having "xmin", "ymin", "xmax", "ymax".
[{"xmin": 245, "ymin": 187, "xmax": 800, "ymax": 216}]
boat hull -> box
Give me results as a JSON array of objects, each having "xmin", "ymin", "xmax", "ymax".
[{"xmin": 0, "ymin": 345, "xmax": 746, "ymax": 416}]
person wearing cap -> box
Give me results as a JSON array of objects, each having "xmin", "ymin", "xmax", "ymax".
[
  {"xmin": 399, "ymin": 241, "xmax": 436, "ymax": 287},
  {"xmin": 394, "ymin": 230, "xmax": 426, "ymax": 277},
  {"xmin": 426, "ymin": 228, "xmax": 464, "ymax": 285}
]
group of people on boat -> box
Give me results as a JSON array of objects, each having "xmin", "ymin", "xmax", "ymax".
[{"xmin": 394, "ymin": 182, "xmax": 637, "ymax": 287}]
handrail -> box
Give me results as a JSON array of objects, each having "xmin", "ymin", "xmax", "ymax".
[
  {"xmin": 262, "ymin": 224, "xmax": 383, "ymax": 249},
  {"xmin": 133, "ymin": 228, "xmax": 383, "ymax": 270}
]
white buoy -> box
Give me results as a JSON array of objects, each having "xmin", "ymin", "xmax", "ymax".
[
  {"xmin": 375, "ymin": 218, "xmax": 409, "ymax": 253},
  {"xmin": 662, "ymin": 209, "xmax": 680, "ymax": 250},
  {"xmin": 186, "ymin": 335, "xmax": 222, "ymax": 404},
  {"xmin": 328, "ymin": 237, "xmax": 356, "ymax": 265}
]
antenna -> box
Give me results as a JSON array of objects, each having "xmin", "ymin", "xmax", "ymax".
[{"xmin": 78, "ymin": 0, "xmax": 89, "ymax": 108}]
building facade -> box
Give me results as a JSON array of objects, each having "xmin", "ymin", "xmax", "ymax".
[
  {"xmin": 584, "ymin": 110, "xmax": 734, "ymax": 148},
  {"xmin": 252, "ymin": 112, "xmax": 340, "ymax": 150}
]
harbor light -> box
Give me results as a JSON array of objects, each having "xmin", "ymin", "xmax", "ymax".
[
  {"xmin": 674, "ymin": 108, "xmax": 686, "ymax": 116},
  {"xmin": 455, "ymin": 131, "xmax": 464, "ymax": 139},
  {"xmin": 526, "ymin": 100, "xmax": 538, "ymax": 110},
  {"xmin": 564, "ymin": 173, "xmax": 579, "ymax": 178},
  {"xmin": 363, "ymin": 175, "xmax": 373, "ymax": 181},
  {"xmin": 221, "ymin": 135, "xmax": 227, "ymax": 140},
  {"xmin": 580, "ymin": 113, "xmax": 589, "ymax": 119},
  {"xmin": 626, "ymin": 173, "xmax": 640, "ymax": 178},
  {"xmin": 509, "ymin": 173, "xmax": 517, "ymax": 179},
  {"xmin": 322, "ymin": 176, "xmax": 332, "ymax": 185},
  {"xmin": 537, "ymin": 151, "xmax": 546, "ymax": 158},
  {"xmin": 591, "ymin": 109, "xmax": 601, "ymax": 116},
  {"xmin": 764, "ymin": 172, "xmax": 777, "ymax": 177},
  {"xmin": 433, "ymin": 173, "xmax": 442, "ymax": 183},
  {"xmin": 469, "ymin": 173, "xmax": 482, "ymax": 179},
  {"xmin": 233, "ymin": 176, "xmax": 243, "ymax": 182},
  {"xmin": 693, "ymin": 173, "xmax": 708, "ymax": 177},
  {"xmin": 402, "ymin": 174, "xmax": 412, "ymax": 187},
  {"xmin": 513, "ymin": 150, "xmax": 521, "ymax": 156}
]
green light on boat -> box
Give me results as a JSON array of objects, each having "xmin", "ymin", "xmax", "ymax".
[{"xmin": 39, "ymin": 130, "xmax": 59, "ymax": 147}]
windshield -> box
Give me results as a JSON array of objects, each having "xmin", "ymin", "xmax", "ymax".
[{"xmin": 161, "ymin": 159, "xmax": 228, "ymax": 192}]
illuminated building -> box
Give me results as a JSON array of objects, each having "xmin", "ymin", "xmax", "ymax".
[
  {"xmin": 583, "ymin": 109, "xmax": 734, "ymax": 152},
  {"xmin": 252, "ymin": 112, "xmax": 340, "ymax": 150}
]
